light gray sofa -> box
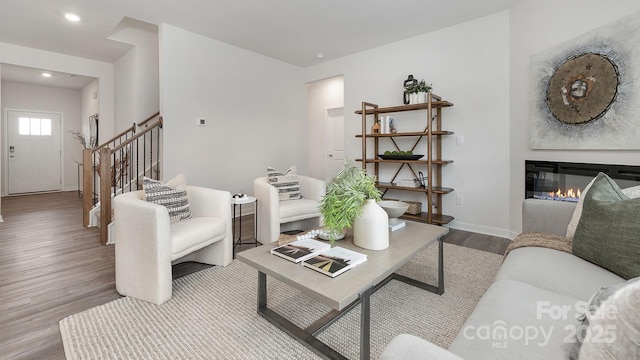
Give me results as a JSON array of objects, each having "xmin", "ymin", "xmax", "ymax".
[{"xmin": 380, "ymin": 199, "xmax": 625, "ymax": 360}]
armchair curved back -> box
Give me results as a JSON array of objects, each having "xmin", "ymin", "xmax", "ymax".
[{"xmin": 254, "ymin": 175, "xmax": 325, "ymax": 244}]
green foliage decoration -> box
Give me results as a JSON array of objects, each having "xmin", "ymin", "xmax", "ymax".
[{"xmin": 319, "ymin": 162, "xmax": 381, "ymax": 242}]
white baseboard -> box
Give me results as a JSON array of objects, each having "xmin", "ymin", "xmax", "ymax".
[{"xmin": 445, "ymin": 221, "xmax": 515, "ymax": 240}]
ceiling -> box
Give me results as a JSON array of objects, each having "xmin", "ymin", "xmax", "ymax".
[
  {"xmin": 1, "ymin": 63, "xmax": 95, "ymax": 90},
  {"xmin": 0, "ymin": 0, "xmax": 522, "ymax": 68}
]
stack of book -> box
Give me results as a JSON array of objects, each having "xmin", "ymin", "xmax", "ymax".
[
  {"xmin": 271, "ymin": 239, "xmax": 367, "ymax": 277},
  {"xmin": 270, "ymin": 238, "xmax": 330, "ymax": 263},
  {"xmin": 302, "ymin": 246, "xmax": 367, "ymax": 278}
]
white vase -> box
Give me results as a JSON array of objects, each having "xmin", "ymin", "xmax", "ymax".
[
  {"xmin": 353, "ymin": 199, "xmax": 389, "ymax": 250},
  {"xmin": 418, "ymin": 91, "xmax": 427, "ymax": 103},
  {"xmin": 409, "ymin": 93, "xmax": 419, "ymax": 105}
]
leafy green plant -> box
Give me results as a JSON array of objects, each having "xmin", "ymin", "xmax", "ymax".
[
  {"xmin": 319, "ymin": 162, "xmax": 382, "ymax": 241},
  {"xmin": 404, "ymin": 82, "xmax": 419, "ymax": 95},
  {"xmin": 417, "ymin": 80, "xmax": 432, "ymax": 93}
]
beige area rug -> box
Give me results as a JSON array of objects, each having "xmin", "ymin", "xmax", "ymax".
[{"xmin": 59, "ymin": 243, "xmax": 502, "ymax": 360}]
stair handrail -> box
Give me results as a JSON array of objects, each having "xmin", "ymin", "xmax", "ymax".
[
  {"xmin": 93, "ymin": 122, "xmax": 136, "ymax": 151},
  {"xmin": 112, "ymin": 117, "xmax": 163, "ymax": 153},
  {"xmin": 137, "ymin": 111, "xmax": 160, "ymax": 127},
  {"xmin": 82, "ymin": 113, "xmax": 163, "ymax": 246}
]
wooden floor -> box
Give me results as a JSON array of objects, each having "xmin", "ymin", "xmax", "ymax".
[{"xmin": 0, "ymin": 191, "xmax": 510, "ymax": 360}]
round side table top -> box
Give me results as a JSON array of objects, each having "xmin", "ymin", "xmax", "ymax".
[{"xmin": 231, "ymin": 195, "xmax": 256, "ymax": 205}]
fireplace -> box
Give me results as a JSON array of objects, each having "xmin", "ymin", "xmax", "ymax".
[{"xmin": 525, "ymin": 160, "xmax": 640, "ymax": 202}]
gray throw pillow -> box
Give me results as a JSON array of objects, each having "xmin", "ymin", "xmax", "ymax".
[
  {"xmin": 573, "ymin": 173, "xmax": 640, "ymax": 280},
  {"xmin": 267, "ymin": 166, "xmax": 302, "ymax": 201},
  {"xmin": 143, "ymin": 174, "xmax": 192, "ymax": 224},
  {"xmin": 579, "ymin": 278, "xmax": 640, "ymax": 359}
]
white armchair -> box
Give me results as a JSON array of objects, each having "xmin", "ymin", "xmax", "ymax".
[
  {"xmin": 113, "ymin": 186, "xmax": 232, "ymax": 305},
  {"xmin": 254, "ymin": 175, "xmax": 325, "ymax": 244}
]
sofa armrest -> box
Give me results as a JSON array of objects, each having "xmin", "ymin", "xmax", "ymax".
[
  {"xmin": 298, "ymin": 175, "xmax": 326, "ymax": 201},
  {"xmin": 522, "ymin": 199, "xmax": 576, "ymax": 236},
  {"xmin": 380, "ymin": 334, "xmax": 464, "ymax": 360}
]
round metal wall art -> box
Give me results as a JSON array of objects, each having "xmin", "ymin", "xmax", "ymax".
[{"xmin": 546, "ymin": 53, "xmax": 619, "ymax": 125}]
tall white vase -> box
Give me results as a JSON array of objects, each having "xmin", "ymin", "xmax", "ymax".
[{"xmin": 353, "ymin": 199, "xmax": 389, "ymax": 250}]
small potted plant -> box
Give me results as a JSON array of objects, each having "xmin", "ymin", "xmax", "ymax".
[
  {"xmin": 319, "ymin": 162, "xmax": 389, "ymax": 249},
  {"xmin": 417, "ymin": 80, "xmax": 432, "ymax": 103},
  {"xmin": 404, "ymin": 83, "xmax": 419, "ymax": 104}
]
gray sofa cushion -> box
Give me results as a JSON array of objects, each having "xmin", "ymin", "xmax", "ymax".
[
  {"xmin": 379, "ymin": 334, "xmax": 463, "ymax": 360},
  {"xmin": 495, "ymin": 247, "xmax": 624, "ymax": 301},
  {"xmin": 573, "ymin": 172, "xmax": 640, "ymax": 279},
  {"xmin": 448, "ymin": 279, "xmax": 579, "ymax": 360}
]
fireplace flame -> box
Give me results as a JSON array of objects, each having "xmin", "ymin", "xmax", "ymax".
[{"xmin": 549, "ymin": 188, "xmax": 581, "ymax": 199}]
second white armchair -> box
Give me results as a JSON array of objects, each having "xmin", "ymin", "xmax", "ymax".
[{"xmin": 254, "ymin": 175, "xmax": 325, "ymax": 244}]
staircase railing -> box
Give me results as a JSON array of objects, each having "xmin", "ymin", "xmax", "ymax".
[{"xmin": 82, "ymin": 112, "xmax": 163, "ymax": 244}]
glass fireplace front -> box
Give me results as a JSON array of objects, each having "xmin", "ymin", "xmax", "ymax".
[{"xmin": 525, "ymin": 160, "xmax": 640, "ymax": 202}]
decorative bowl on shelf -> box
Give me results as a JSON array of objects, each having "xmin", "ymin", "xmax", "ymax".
[
  {"xmin": 378, "ymin": 154, "xmax": 424, "ymax": 160},
  {"xmin": 377, "ymin": 200, "xmax": 409, "ymax": 220}
]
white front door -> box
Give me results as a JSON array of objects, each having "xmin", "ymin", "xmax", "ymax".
[
  {"xmin": 6, "ymin": 110, "xmax": 62, "ymax": 194},
  {"xmin": 326, "ymin": 107, "xmax": 345, "ymax": 179}
]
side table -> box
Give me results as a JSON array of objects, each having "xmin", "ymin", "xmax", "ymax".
[{"xmin": 231, "ymin": 196, "xmax": 259, "ymax": 258}]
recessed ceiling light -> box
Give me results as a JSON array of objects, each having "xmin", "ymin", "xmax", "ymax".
[
  {"xmin": 65, "ymin": 13, "xmax": 81, "ymax": 22},
  {"xmin": 316, "ymin": 53, "xmax": 324, "ymax": 59},
  {"xmin": 42, "ymin": 72, "xmax": 52, "ymax": 78}
]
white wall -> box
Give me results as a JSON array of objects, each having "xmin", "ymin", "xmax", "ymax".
[
  {"xmin": 81, "ymin": 78, "xmax": 100, "ymax": 143},
  {"xmin": 159, "ymin": 24, "xmax": 306, "ymax": 195},
  {"xmin": 306, "ymin": 76, "xmax": 344, "ymax": 180},
  {"xmin": 305, "ymin": 12, "xmax": 511, "ymax": 237},
  {"xmin": 1, "ymin": 81, "xmax": 82, "ymax": 192},
  {"xmin": 508, "ymin": 1, "xmax": 640, "ymax": 237},
  {"xmin": 114, "ymin": 48, "xmax": 137, "ymax": 131},
  {"xmin": 112, "ymin": 22, "xmax": 159, "ymax": 129}
]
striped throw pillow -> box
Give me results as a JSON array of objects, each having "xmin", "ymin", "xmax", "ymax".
[
  {"xmin": 143, "ymin": 174, "xmax": 192, "ymax": 224},
  {"xmin": 267, "ymin": 166, "xmax": 302, "ymax": 201}
]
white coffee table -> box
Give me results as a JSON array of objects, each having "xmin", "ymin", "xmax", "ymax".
[{"xmin": 237, "ymin": 221, "xmax": 448, "ymax": 360}]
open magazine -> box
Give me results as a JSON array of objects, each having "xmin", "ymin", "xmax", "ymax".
[{"xmin": 302, "ymin": 246, "xmax": 367, "ymax": 278}]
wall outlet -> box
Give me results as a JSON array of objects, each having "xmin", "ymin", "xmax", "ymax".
[
  {"xmin": 197, "ymin": 118, "xmax": 206, "ymax": 126},
  {"xmin": 456, "ymin": 194, "xmax": 464, "ymax": 205}
]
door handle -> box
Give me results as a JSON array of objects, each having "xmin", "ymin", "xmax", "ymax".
[{"xmin": 9, "ymin": 145, "xmax": 15, "ymax": 153}]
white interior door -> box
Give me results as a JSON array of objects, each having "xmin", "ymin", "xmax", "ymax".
[
  {"xmin": 6, "ymin": 110, "xmax": 62, "ymax": 194},
  {"xmin": 326, "ymin": 107, "xmax": 345, "ymax": 179}
]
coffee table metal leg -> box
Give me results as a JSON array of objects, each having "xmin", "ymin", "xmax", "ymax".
[
  {"xmin": 258, "ymin": 271, "xmax": 267, "ymax": 310},
  {"xmin": 360, "ymin": 286, "xmax": 373, "ymax": 360},
  {"xmin": 256, "ymin": 271, "xmax": 347, "ymax": 360},
  {"xmin": 253, "ymin": 236, "xmax": 444, "ymax": 360},
  {"xmin": 389, "ymin": 235, "xmax": 445, "ymax": 295}
]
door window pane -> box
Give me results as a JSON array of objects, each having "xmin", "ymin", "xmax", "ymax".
[
  {"xmin": 30, "ymin": 118, "xmax": 41, "ymax": 135},
  {"xmin": 19, "ymin": 117, "xmax": 30, "ymax": 135},
  {"xmin": 41, "ymin": 119, "xmax": 51, "ymax": 135},
  {"xmin": 18, "ymin": 117, "xmax": 52, "ymax": 136}
]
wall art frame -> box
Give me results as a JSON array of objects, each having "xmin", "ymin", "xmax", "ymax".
[{"xmin": 529, "ymin": 13, "xmax": 640, "ymax": 150}]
